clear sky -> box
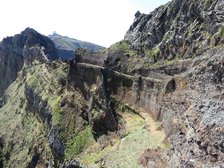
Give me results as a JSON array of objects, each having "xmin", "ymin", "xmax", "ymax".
[{"xmin": 0, "ymin": 0, "xmax": 170, "ymax": 47}]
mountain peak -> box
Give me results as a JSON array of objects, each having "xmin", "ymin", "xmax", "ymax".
[
  {"xmin": 21, "ymin": 27, "xmax": 37, "ymax": 35},
  {"xmin": 0, "ymin": 28, "xmax": 58, "ymax": 96}
]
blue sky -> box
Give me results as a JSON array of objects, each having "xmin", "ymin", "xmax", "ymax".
[{"xmin": 0, "ymin": 0, "xmax": 170, "ymax": 47}]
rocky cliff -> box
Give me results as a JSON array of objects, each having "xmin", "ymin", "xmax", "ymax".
[
  {"xmin": 0, "ymin": 0, "xmax": 224, "ymax": 167},
  {"xmin": 65, "ymin": 0, "xmax": 224, "ymax": 167},
  {"xmin": 0, "ymin": 28, "xmax": 58, "ymax": 97},
  {"xmin": 125, "ymin": 0, "xmax": 224, "ymax": 61}
]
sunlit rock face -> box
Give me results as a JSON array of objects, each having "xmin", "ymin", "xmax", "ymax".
[
  {"xmin": 0, "ymin": 28, "xmax": 58, "ymax": 96},
  {"xmin": 125, "ymin": 0, "xmax": 224, "ymax": 60},
  {"xmin": 0, "ymin": 0, "xmax": 224, "ymax": 167}
]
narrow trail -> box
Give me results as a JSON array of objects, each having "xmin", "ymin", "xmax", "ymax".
[{"xmin": 76, "ymin": 63, "xmax": 166, "ymax": 82}]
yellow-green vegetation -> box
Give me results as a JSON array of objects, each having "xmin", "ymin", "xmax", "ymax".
[
  {"xmin": 49, "ymin": 96, "xmax": 63, "ymax": 126},
  {"xmin": 204, "ymin": 31, "xmax": 212, "ymax": 42},
  {"xmin": 65, "ymin": 126, "xmax": 94, "ymax": 160},
  {"xmin": 205, "ymin": 0, "xmax": 213, "ymax": 8},
  {"xmin": 219, "ymin": 26, "xmax": 224, "ymax": 38},
  {"xmin": 109, "ymin": 40, "xmax": 137, "ymax": 57},
  {"xmin": 78, "ymin": 104, "xmax": 169, "ymax": 168},
  {"xmin": 0, "ymin": 77, "xmax": 52, "ymax": 167},
  {"xmin": 145, "ymin": 46, "xmax": 160, "ymax": 62},
  {"xmin": 162, "ymin": 33, "xmax": 169, "ymax": 43},
  {"xmin": 26, "ymin": 62, "xmax": 69, "ymax": 126}
]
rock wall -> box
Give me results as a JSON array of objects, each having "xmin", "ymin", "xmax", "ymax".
[
  {"xmin": 125, "ymin": 0, "xmax": 224, "ymax": 61},
  {"xmin": 68, "ymin": 45, "xmax": 224, "ymax": 167},
  {"xmin": 68, "ymin": 63, "xmax": 171, "ymax": 125}
]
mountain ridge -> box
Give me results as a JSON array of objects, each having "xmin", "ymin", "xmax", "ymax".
[
  {"xmin": 49, "ymin": 33, "xmax": 105, "ymax": 60},
  {"xmin": 0, "ymin": 0, "xmax": 223, "ymax": 167},
  {"xmin": 0, "ymin": 27, "xmax": 58, "ymax": 97}
]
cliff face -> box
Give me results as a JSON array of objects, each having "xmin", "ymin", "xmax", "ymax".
[
  {"xmin": 0, "ymin": 28, "xmax": 58, "ymax": 97},
  {"xmin": 160, "ymin": 48, "xmax": 224, "ymax": 167},
  {"xmin": 125, "ymin": 0, "xmax": 224, "ymax": 61},
  {"xmin": 66, "ymin": 0, "xmax": 224, "ymax": 167},
  {"xmin": 72, "ymin": 47, "xmax": 224, "ymax": 167},
  {"xmin": 0, "ymin": 0, "xmax": 224, "ymax": 167}
]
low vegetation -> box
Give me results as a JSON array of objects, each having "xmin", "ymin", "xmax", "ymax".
[
  {"xmin": 65, "ymin": 126, "xmax": 94, "ymax": 160},
  {"xmin": 109, "ymin": 40, "xmax": 137, "ymax": 57},
  {"xmin": 77, "ymin": 101, "xmax": 169, "ymax": 167}
]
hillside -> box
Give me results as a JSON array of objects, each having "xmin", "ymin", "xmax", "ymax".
[
  {"xmin": 49, "ymin": 33, "xmax": 105, "ymax": 60},
  {"xmin": 0, "ymin": 28, "xmax": 58, "ymax": 97},
  {"xmin": 0, "ymin": 0, "xmax": 223, "ymax": 167}
]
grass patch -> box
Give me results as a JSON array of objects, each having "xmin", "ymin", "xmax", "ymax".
[
  {"xmin": 78, "ymin": 107, "xmax": 170, "ymax": 168},
  {"xmin": 162, "ymin": 33, "xmax": 169, "ymax": 43},
  {"xmin": 219, "ymin": 26, "xmax": 224, "ymax": 38},
  {"xmin": 65, "ymin": 126, "xmax": 94, "ymax": 160},
  {"xmin": 48, "ymin": 96, "xmax": 63, "ymax": 126},
  {"xmin": 109, "ymin": 40, "xmax": 137, "ymax": 57},
  {"xmin": 145, "ymin": 46, "xmax": 160, "ymax": 62}
]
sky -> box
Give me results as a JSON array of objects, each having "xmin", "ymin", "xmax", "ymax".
[{"xmin": 0, "ymin": 0, "xmax": 170, "ymax": 47}]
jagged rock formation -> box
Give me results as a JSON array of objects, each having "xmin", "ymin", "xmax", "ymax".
[
  {"xmin": 72, "ymin": 47, "xmax": 224, "ymax": 167},
  {"xmin": 0, "ymin": 28, "xmax": 58, "ymax": 97},
  {"xmin": 0, "ymin": 0, "xmax": 224, "ymax": 167},
  {"xmin": 125, "ymin": 0, "xmax": 224, "ymax": 61},
  {"xmin": 67, "ymin": 0, "xmax": 224, "ymax": 167},
  {"xmin": 49, "ymin": 33, "xmax": 105, "ymax": 60}
]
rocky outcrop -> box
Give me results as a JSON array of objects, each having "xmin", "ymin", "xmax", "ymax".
[
  {"xmin": 0, "ymin": 28, "xmax": 58, "ymax": 97},
  {"xmin": 25, "ymin": 84, "xmax": 52, "ymax": 126},
  {"xmin": 159, "ymin": 48, "xmax": 224, "ymax": 167},
  {"xmin": 24, "ymin": 64, "xmax": 66, "ymax": 159},
  {"xmin": 68, "ymin": 63, "xmax": 171, "ymax": 131},
  {"xmin": 125, "ymin": 0, "xmax": 224, "ymax": 61},
  {"xmin": 0, "ymin": 0, "xmax": 224, "ymax": 167},
  {"xmin": 68, "ymin": 35, "xmax": 224, "ymax": 168},
  {"xmin": 48, "ymin": 127, "xmax": 65, "ymax": 157},
  {"xmin": 25, "ymin": 85, "xmax": 65, "ymax": 157},
  {"xmin": 68, "ymin": 63, "xmax": 118, "ymax": 137}
]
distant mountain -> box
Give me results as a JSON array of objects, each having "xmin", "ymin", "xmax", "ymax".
[{"xmin": 49, "ymin": 33, "xmax": 105, "ymax": 60}]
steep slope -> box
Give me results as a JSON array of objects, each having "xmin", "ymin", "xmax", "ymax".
[
  {"xmin": 0, "ymin": 0, "xmax": 224, "ymax": 167},
  {"xmin": 49, "ymin": 33, "xmax": 105, "ymax": 60},
  {"xmin": 1, "ymin": 47, "xmax": 223, "ymax": 167},
  {"xmin": 0, "ymin": 28, "xmax": 170, "ymax": 167},
  {"xmin": 0, "ymin": 61, "xmax": 70, "ymax": 167},
  {"xmin": 125, "ymin": 0, "xmax": 224, "ymax": 61},
  {"xmin": 68, "ymin": 0, "xmax": 224, "ymax": 167},
  {"xmin": 0, "ymin": 55, "xmax": 170, "ymax": 167},
  {"xmin": 76, "ymin": 0, "xmax": 224, "ymax": 75},
  {"xmin": 0, "ymin": 28, "xmax": 58, "ymax": 97},
  {"xmin": 76, "ymin": 47, "xmax": 224, "ymax": 167}
]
